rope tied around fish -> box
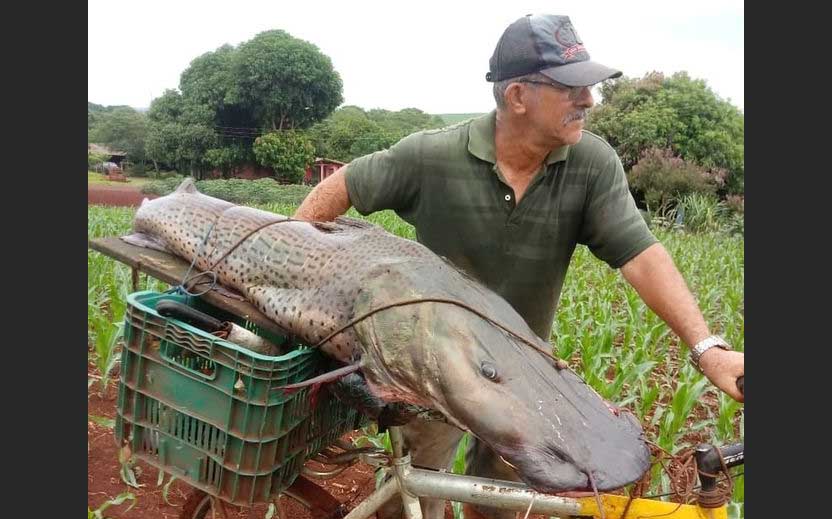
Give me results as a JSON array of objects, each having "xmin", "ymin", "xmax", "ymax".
[
  {"xmin": 170, "ymin": 215, "xmax": 572, "ymax": 380},
  {"xmin": 164, "ymin": 214, "xmax": 718, "ymax": 512}
]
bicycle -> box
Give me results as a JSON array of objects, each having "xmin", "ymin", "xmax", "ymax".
[
  {"xmin": 334, "ymin": 382, "xmax": 743, "ymax": 519},
  {"xmin": 181, "ymin": 378, "xmax": 743, "ymax": 519}
]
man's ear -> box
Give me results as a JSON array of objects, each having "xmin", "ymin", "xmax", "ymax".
[{"xmin": 504, "ymin": 82, "xmax": 528, "ymax": 115}]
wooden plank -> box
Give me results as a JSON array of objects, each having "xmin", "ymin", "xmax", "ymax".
[{"xmin": 88, "ymin": 236, "xmax": 288, "ymax": 336}]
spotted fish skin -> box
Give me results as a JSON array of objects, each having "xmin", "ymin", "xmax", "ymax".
[
  {"xmin": 123, "ymin": 178, "xmax": 652, "ymax": 494},
  {"xmin": 126, "ymin": 178, "xmax": 440, "ymax": 363}
]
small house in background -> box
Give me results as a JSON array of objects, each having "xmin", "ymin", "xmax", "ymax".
[
  {"xmin": 88, "ymin": 143, "xmax": 128, "ymax": 167},
  {"xmin": 88, "ymin": 143, "xmax": 129, "ymax": 181},
  {"xmin": 304, "ymin": 158, "xmax": 346, "ymax": 185}
]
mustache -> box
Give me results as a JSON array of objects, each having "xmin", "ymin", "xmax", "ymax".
[{"xmin": 562, "ymin": 110, "xmax": 588, "ymax": 125}]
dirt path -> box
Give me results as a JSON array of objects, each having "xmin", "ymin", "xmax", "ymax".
[
  {"xmin": 88, "ymin": 377, "xmax": 380, "ymax": 518},
  {"xmin": 88, "ymin": 360, "xmax": 442, "ymax": 519},
  {"xmin": 88, "ymin": 184, "xmax": 158, "ymax": 207}
]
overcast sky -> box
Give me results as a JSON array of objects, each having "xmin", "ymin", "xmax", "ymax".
[{"xmin": 88, "ymin": 0, "xmax": 743, "ymax": 114}]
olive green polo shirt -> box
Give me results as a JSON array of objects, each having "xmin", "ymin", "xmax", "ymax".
[{"xmin": 345, "ymin": 111, "xmax": 656, "ymax": 339}]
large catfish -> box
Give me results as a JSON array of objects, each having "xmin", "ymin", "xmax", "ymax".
[{"xmin": 122, "ymin": 178, "xmax": 650, "ymax": 494}]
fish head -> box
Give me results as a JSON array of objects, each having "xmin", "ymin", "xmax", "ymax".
[
  {"xmin": 432, "ymin": 308, "xmax": 650, "ymax": 493},
  {"xmin": 354, "ymin": 264, "xmax": 650, "ymax": 494}
]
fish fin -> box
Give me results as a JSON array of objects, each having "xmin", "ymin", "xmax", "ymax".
[
  {"xmin": 310, "ymin": 216, "xmax": 380, "ymax": 234},
  {"xmin": 174, "ymin": 177, "xmax": 198, "ymax": 194},
  {"xmin": 333, "ymin": 216, "xmax": 379, "ymax": 230},
  {"xmin": 243, "ymin": 285, "xmax": 357, "ymax": 361},
  {"xmin": 309, "ymin": 221, "xmax": 340, "ymax": 233},
  {"xmin": 121, "ymin": 232, "xmax": 171, "ymax": 253}
]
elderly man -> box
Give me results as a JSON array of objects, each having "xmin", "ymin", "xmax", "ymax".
[{"xmin": 294, "ymin": 14, "xmax": 744, "ymax": 519}]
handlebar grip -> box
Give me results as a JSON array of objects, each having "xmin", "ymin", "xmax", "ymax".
[
  {"xmin": 736, "ymin": 376, "xmax": 743, "ymax": 396},
  {"xmin": 156, "ymin": 300, "xmax": 225, "ymax": 332}
]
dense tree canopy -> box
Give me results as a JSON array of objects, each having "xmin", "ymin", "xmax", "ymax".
[
  {"xmin": 308, "ymin": 106, "xmax": 445, "ymax": 163},
  {"xmin": 253, "ymin": 131, "xmax": 315, "ymax": 183},
  {"xmin": 88, "ymin": 106, "xmax": 149, "ymax": 167},
  {"xmin": 587, "ymin": 72, "xmax": 744, "ymax": 193},
  {"xmin": 142, "ymin": 29, "xmax": 343, "ymax": 177},
  {"xmin": 231, "ymin": 30, "xmax": 343, "ymax": 130}
]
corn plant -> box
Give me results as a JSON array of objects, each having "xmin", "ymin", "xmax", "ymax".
[
  {"xmin": 451, "ymin": 433, "xmax": 470, "ymax": 519},
  {"xmin": 676, "ymin": 193, "xmax": 728, "ymax": 233},
  {"xmin": 89, "ymin": 312, "xmax": 124, "ymax": 396},
  {"xmin": 88, "ymin": 492, "xmax": 136, "ymax": 519}
]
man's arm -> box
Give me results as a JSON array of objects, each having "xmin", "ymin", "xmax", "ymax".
[
  {"xmin": 620, "ymin": 242, "xmax": 744, "ymax": 402},
  {"xmin": 294, "ymin": 166, "xmax": 352, "ymax": 222}
]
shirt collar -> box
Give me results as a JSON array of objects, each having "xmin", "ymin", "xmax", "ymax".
[{"xmin": 467, "ymin": 110, "xmax": 571, "ymax": 166}]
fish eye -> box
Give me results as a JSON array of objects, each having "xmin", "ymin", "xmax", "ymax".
[{"xmin": 480, "ymin": 361, "xmax": 500, "ymax": 382}]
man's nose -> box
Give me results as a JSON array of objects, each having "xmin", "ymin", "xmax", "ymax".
[{"xmin": 576, "ymin": 87, "xmax": 594, "ymax": 108}]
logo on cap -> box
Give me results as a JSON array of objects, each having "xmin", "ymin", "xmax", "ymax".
[{"xmin": 554, "ymin": 22, "xmax": 586, "ymax": 61}]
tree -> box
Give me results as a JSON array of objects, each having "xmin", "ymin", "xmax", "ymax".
[
  {"xmin": 143, "ymin": 29, "xmax": 344, "ymax": 180},
  {"xmin": 88, "ymin": 107, "xmax": 148, "ymax": 170},
  {"xmin": 628, "ymin": 147, "xmax": 722, "ymax": 213},
  {"xmin": 308, "ymin": 106, "xmax": 445, "ymax": 162},
  {"xmin": 366, "ymin": 107, "xmax": 446, "ymax": 139},
  {"xmin": 253, "ymin": 131, "xmax": 315, "ymax": 183},
  {"xmin": 231, "ymin": 30, "xmax": 343, "ymax": 130},
  {"xmin": 146, "ymin": 90, "xmax": 217, "ymax": 177},
  {"xmin": 587, "ymin": 72, "xmax": 744, "ymax": 193}
]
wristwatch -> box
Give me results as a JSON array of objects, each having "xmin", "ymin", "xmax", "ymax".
[{"xmin": 689, "ymin": 335, "xmax": 732, "ymax": 372}]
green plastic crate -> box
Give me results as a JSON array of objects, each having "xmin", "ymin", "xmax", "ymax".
[{"xmin": 115, "ymin": 290, "xmax": 365, "ymax": 506}]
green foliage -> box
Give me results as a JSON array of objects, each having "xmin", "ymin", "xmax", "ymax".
[
  {"xmin": 231, "ymin": 30, "xmax": 343, "ymax": 130},
  {"xmin": 88, "ymin": 107, "xmax": 148, "ymax": 164},
  {"xmin": 88, "ymin": 492, "xmax": 136, "ymax": 519},
  {"xmin": 253, "ymin": 130, "xmax": 315, "ymax": 182},
  {"xmin": 88, "ymin": 151, "xmax": 109, "ymax": 170},
  {"xmin": 588, "ymin": 71, "xmax": 744, "ymax": 193},
  {"xmin": 143, "ymin": 29, "xmax": 342, "ymax": 178},
  {"xmin": 676, "ymin": 193, "xmax": 728, "ymax": 233},
  {"xmin": 145, "ymin": 90, "xmax": 218, "ymax": 177},
  {"xmin": 179, "ymin": 44, "xmax": 237, "ymax": 112},
  {"xmin": 142, "ymin": 177, "xmax": 314, "ymax": 206},
  {"xmin": 89, "ymin": 314, "xmax": 124, "ymax": 395},
  {"xmin": 629, "ymin": 148, "xmax": 718, "ymax": 213},
  {"xmin": 204, "ymin": 143, "xmax": 255, "ymax": 177},
  {"xmin": 309, "ymin": 106, "xmax": 445, "ymax": 162}
]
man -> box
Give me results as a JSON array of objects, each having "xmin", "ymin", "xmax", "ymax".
[{"xmin": 294, "ymin": 14, "xmax": 744, "ymax": 519}]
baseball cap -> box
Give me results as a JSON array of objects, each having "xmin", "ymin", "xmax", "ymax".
[{"xmin": 486, "ymin": 14, "xmax": 622, "ymax": 87}]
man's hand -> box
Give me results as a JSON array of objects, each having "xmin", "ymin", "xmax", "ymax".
[{"xmin": 698, "ymin": 348, "xmax": 744, "ymax": 402}]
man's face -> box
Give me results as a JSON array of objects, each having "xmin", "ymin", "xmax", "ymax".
[{"xmin": 521, "ymin": 79, "xmax": 595, "ymax": 147}]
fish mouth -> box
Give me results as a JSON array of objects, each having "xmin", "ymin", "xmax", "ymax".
[
  {"xmin": 492, "ymin": 443, "xmax": 590, "ymax": 493},
  {"xmin": 487, "ymin": 419, "xmax": 651, "ymax": 494}
]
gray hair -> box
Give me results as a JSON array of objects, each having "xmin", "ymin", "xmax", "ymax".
[{"xmin": 493, "ymin": 72, "xmax": 553, "ymax": 109}]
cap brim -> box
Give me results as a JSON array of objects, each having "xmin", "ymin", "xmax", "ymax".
[{"xmin": 539, "ymin": 61, "xmax": 622, "ymax": 87}]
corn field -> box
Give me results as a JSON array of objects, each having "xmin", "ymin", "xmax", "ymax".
[{"xmin": 88, "ymin": 202, "xmax": 744, "ymax": 518}]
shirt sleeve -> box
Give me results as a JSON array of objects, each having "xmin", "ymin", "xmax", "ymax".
[
  {"xmin": 344, "ymin": 133, "xmax": 422, "ymax": 219},
  {"xmin": 578, "ymin": 151, "xmax": 657, "ymax": 268}
]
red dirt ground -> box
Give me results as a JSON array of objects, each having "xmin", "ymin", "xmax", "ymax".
[
  {"xmin": 87, "ymin": 360, "xmax": 463, "ymax": 519},
  {"xmin": 88, "ymin": 184, "xmax": 158, "ymax": 207}
]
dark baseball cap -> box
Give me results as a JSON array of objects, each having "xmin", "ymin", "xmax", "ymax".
[{"xmin": 486, "ymin": 14, "xmax": 622, "ymax": 87}]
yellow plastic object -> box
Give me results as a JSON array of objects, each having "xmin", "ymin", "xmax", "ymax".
[{"xmin": 577, "ymin": 494, "xmax": 728, "ymax": 519}]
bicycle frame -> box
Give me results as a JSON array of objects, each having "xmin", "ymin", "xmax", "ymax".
[{"xmin": 344, "ymin": 426, "xmax": 731, "ymax": 519}]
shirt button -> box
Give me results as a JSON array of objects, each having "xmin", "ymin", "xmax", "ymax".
[{"xmin": 504, "ymin": 194, "xmax": 511, "ymax": 201}]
